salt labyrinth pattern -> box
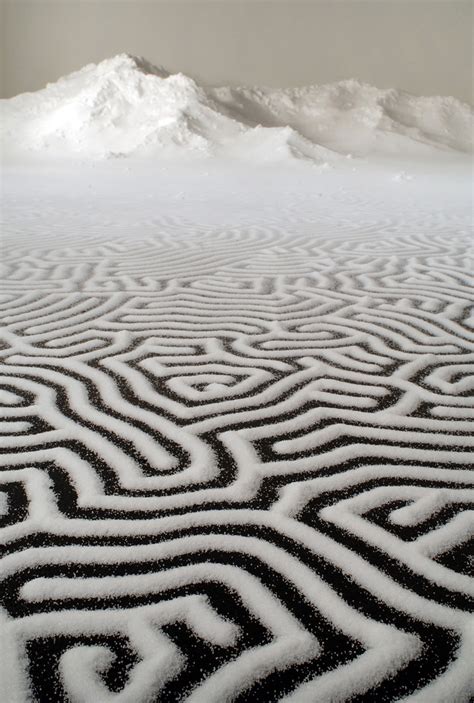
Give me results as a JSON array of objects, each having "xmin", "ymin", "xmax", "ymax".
[{"xmin": 1, "ymin": 225, "xmax": 473, "ymax": 702}]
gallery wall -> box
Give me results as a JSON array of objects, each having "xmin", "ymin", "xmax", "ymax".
[{"xmin": 1, "ymin": 0, "xmax": 472, "ymax": 101}]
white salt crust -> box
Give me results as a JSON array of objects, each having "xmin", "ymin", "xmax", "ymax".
[{"xmin": 1, "ymin": 53, "xmax": 471, "ymax": 161}]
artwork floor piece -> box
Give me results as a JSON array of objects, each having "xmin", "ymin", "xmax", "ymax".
[{"xmin": 0, "ymin": 56, "xmax": 472, "ymax": 702}]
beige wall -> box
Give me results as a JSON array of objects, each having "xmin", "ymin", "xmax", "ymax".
[{"xmin": 1, "ymin": 0, "xmax": 472, "ymax": 101}]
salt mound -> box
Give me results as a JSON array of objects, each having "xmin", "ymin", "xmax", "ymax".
[
  {"xmin": 1, "ymin": 53, "xmax": 472, "ymax": 161},
  {"xmin": 215, "ymin": 81, "xmax": 473, "ymax": 156}
]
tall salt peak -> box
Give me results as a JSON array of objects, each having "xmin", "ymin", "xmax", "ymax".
[{"xmin": 1, "ymin": 54, "xmax": 219, "ymax": 157}]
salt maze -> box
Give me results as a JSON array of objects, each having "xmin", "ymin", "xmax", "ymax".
[{"xmin": 0, "ymin": 191, "xmax": 473, "ymax": 702}]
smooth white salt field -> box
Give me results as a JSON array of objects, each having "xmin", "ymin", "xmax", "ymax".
[{"xmin": 0, "ymin": 55, "xmax": 473, "ymax": 703}]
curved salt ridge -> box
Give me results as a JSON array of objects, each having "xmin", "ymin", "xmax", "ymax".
[
  {"xmin": 398, "ymin": 628, "xmax": 474, "ymax": 703},
  {"xmin": 431, "ymin": 405, "xmax": 474, "ymax": 419},
  {"xmin": 274, "ymin": 464, "xmax": 474, "ymax": 515},
  {"xmin": 0, "ymin": 420, "xmax": 31, "ymax": 433},
  {"xmin": 413, "ymin": 512, "xmax": 474, "ymax": 558},
  {"xmin": 283, "ymin": 627, "xmax": 474, "ymax": 703},
  {"xmin": 0, "ymin": 492, "xmax": 8, "ymax": 517},
  {"xmin": 389, "ymin": 489, "xmax": 471, "ymax": 526},
  {"xmin": 319, "ymin": 489, "xmax": 474, "ymax": 595}
]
